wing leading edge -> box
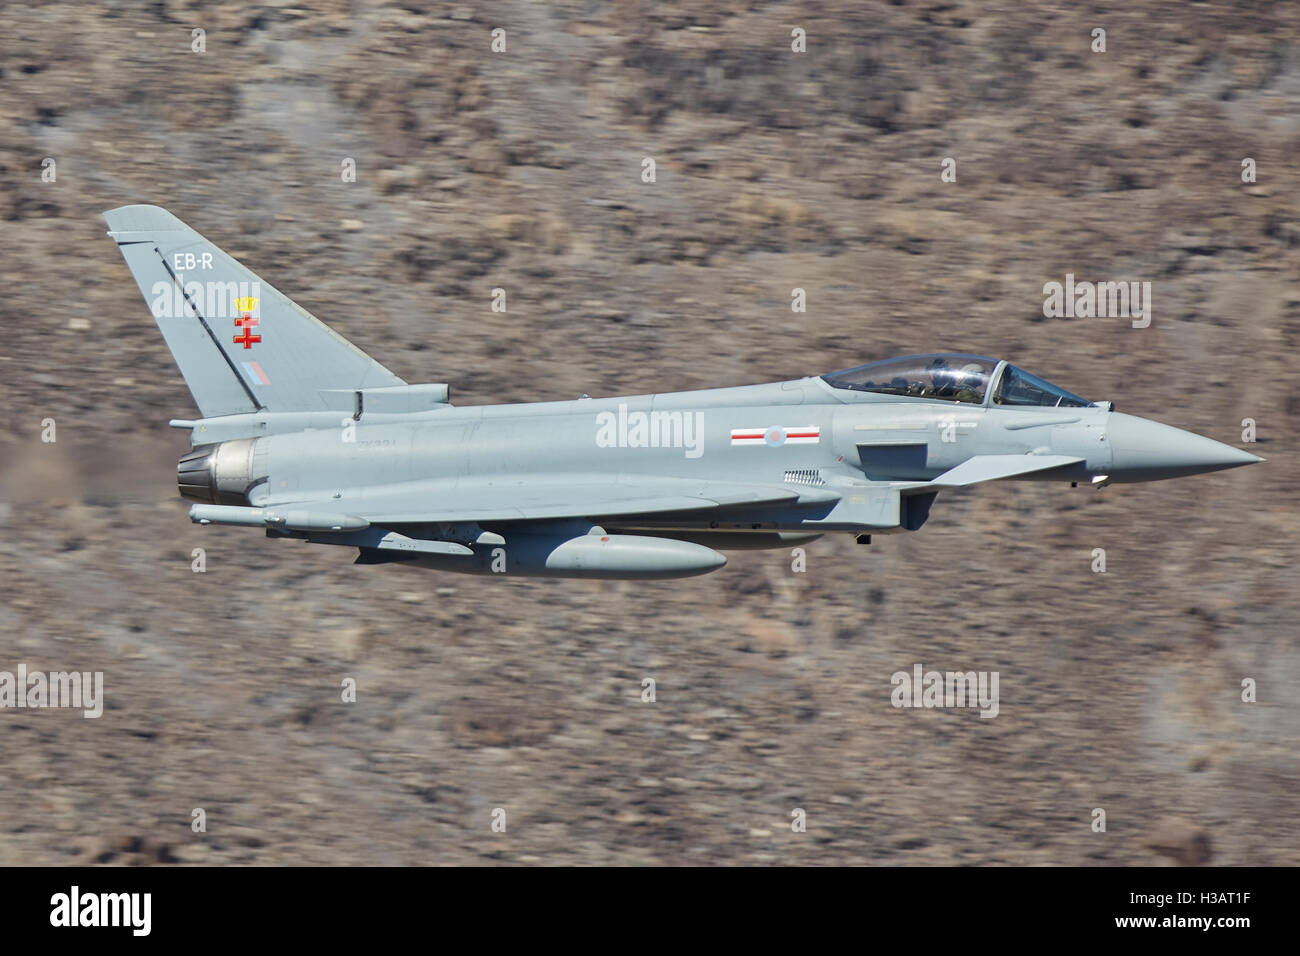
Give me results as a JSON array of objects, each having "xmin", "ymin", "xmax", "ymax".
[{"xmin": 917, "ymin": 454, "xmax": 1084, "ymax": 487}]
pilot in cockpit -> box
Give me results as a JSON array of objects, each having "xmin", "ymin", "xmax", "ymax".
[
  {"xmin": 911, "ymin": 356, "xmax": 952, "ymax": 398},
  {"xmin": 917, "ymin": 356, "xmax": 983, "ymax": 402},
  {"xmin": 951, "ymin": 363, "xmax": 986, "ymax": 403}
]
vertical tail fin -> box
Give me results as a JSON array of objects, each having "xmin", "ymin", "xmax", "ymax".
[{"xmin": 103, "ymin": 204, "xmax": 404, "ymax": 417}]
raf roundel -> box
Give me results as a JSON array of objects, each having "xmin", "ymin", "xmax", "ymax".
[{"xmin": 730, "ymin": 425, "xmax": 821, "ymax": 447}]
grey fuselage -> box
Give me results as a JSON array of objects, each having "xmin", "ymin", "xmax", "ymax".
[{"xmin": 178, "ymin": 363, "xmax": 1260, "ymax": 578}]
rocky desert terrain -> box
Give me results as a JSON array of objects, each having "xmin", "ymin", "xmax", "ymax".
[{"xmin": 0, "ymin": 0, "xmax": 1296, "ymax": 864}]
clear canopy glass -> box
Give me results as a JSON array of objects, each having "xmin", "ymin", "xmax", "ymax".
[
  {"xmin": 822, "ymin": 354, "xmax": 999, "ymax": 404},
  {"xmin": 992, "ymin": 365, "xmax": 1091, "ymax": 408},
  {"xmin": 823, "ymin": 355, "xmax": 1092, "ymax": 408}
]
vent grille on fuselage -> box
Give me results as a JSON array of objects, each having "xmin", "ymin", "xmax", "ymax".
[{"xmin": 783, "ymin": 468, "xmax": 825, "ymax": 487}]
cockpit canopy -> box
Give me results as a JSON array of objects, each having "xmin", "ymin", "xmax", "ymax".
[
  {"xmin": 992, "ymin": 364, "xmax": 1091, "ymax": 408},
  {"xmin": 822, "ymin": 354, "xmax": 1091, "ymax": 407},
  {"xmin": 822, "ymin": 354, "xmax": 998, "ymax": 403}
]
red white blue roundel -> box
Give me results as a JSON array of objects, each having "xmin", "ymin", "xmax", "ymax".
[{"xmin": 730, "ymin": 425, "xmax": 820, "ymax": 447}]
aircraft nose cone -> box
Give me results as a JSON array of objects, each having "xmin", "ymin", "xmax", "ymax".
[{"xmin": 1107, "ymin": 413, "xmax": 1263, "ymax": 481}]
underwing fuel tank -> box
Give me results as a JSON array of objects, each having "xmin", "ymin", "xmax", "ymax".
[{"xmin": 368, "ymin": 532, "xmax": 728, "ymax": 579}]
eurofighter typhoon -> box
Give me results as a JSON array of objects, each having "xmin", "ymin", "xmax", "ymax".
[{"xmin": 104, "ymin": 205, "xmax": 1262, "ymax": 579}]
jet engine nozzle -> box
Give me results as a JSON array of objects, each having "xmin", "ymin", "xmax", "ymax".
[{"xmin": 177, "ymin": 439, "xmax": 261, "ymax": 504}]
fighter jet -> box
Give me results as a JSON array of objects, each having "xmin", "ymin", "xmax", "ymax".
[{"xmin": 103, "ymin": 205, "xmax": 1262, "ymax": 578}]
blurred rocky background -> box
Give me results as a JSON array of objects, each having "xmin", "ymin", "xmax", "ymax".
[{"xmin": 0, "ymin": 0, "xmax": 1296, "ymax": 864}]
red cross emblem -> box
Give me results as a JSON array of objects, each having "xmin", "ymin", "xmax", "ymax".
[{"xmin": 233, "ymin": 314, "xmax": 261, "ymax": 349}]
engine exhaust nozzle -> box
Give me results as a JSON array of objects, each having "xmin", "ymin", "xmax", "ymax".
[{"xmin": 177, "ymin": 439, "xmax": 261, "ymax": 505}]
